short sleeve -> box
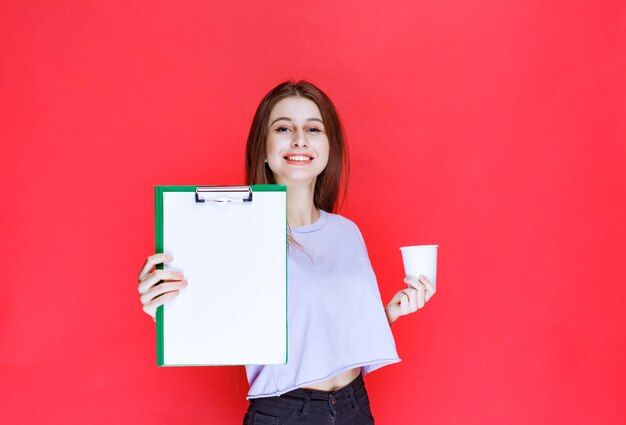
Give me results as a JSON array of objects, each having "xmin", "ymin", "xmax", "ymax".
[
  {"xmin": 353, "ymin": 223, "xmax": 370, "ymax": 259},
  {"xmin": 352, "ymin": 224, "xmax": 382, "ymax": 300}
]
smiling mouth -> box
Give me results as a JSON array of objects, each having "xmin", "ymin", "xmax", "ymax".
[{"xmin": 284, "ymin": 155, "xmax": 314, "ymax": 163}]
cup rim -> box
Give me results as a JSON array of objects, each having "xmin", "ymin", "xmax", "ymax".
[{"xmin": 399, "ymin": 245, "xmax": 439, "ymax": 250}]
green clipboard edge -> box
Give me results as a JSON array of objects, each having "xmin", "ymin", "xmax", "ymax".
[{"xmin": 154, "ymin": 184, "xmax": 288, "ymax": 367}]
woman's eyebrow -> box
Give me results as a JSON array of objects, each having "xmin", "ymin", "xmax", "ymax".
[{"xmin": 270, "ymin": 117, "xmax": 324, "ymax": 126}]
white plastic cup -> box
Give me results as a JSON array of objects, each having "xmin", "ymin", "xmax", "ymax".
[{"xmin": 400, "ymin": 245, "xmax": 438, "ymax": 289}]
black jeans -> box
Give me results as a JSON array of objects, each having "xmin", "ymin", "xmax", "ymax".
[{"xmin": 243, "ymin": 372, "xmax": 375, "ymax": 424}]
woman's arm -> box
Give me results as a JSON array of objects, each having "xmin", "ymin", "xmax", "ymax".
[{"xmin": 385, "ymin": 304, "xmax": 399, "ymax": 325}]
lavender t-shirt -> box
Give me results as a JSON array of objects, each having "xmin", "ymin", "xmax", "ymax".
[{"xmin": 245, "ymin": 210, "xmax": 401, "ymax": 399}]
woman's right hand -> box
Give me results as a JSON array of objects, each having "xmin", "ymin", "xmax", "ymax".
[{"xmin": 137, "ymin": 253, "xmax": 188, "ymax": 322}]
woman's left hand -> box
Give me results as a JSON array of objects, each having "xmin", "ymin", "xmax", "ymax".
[{"xmin": 385, "ymin": 275, "xmax": 436, "ymax": 324}]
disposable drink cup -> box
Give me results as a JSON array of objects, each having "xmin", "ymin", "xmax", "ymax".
[{"xmin": 400, "ymin": 245, "xmax": 438, "ymax": 289}]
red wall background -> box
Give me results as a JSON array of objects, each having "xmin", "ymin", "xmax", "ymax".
[{"xmin": 1, "ymin": 1, "xmax": 624, "ymax": 424}]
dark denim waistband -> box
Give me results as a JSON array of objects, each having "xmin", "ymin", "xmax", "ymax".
[
  {"xmin": 252, "ymin": 372, "xmax": 367, "ymax": 411},
  {"xmin": 285, "ymin": 371, "xmax": 365, "ymax": 399}
]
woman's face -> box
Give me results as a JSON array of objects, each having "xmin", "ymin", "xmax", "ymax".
[{"xmin": 265, "ymin": 96, "xmax": 330, "ymax": 187}]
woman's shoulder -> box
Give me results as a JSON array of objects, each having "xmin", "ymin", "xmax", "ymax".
[
  {"xmin": 323, "ymin": 210, "xmax": 362, "ymax": 233},
  {"xmin": 323, "ymin": 210, "xmax": 369, "ymax": 253}
]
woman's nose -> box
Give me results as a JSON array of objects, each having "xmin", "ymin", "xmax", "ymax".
[{"xmin": 291, "ymin": 130, "xmax": 307, "ymax": 147}]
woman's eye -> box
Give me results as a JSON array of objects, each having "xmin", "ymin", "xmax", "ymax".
[
  {"xmin": 307, "ymin": 128, "xmax": 321, "ymax": 133},
  {"xmin": 276, "ymin": 127, "xmax": 290, "ymax": 133}
]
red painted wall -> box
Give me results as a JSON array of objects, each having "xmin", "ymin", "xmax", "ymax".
[{"xmin": 1, "ymin": 1, "xmax": 624, "ymax": 423}]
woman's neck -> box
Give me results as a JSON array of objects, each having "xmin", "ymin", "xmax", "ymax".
[{"xmin": 284, "ymin": 180, "xmax": 319, "ymax": 227}]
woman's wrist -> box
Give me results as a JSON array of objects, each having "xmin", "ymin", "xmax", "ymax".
[{"xmin": 385, "ymin": 305, "xmax": 398, "ymax": 325}]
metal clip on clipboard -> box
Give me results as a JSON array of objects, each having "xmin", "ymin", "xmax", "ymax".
[{"xmin": 195, "ymin": 186, "xmax": 253, "ymax": 203}]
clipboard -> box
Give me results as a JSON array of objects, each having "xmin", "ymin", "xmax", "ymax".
[{"xmin": 154, "ymin": 184, "xmax": 287, "ymax": 366}]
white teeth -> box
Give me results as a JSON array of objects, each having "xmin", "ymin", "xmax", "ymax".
[{"xmin": 286, "ymin": 155, "xmax": 311, "ymax": 161}]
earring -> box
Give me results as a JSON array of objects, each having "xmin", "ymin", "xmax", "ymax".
[{"xmin": 264, "ymin": 159, "xmax": 268, "ymax": 163}]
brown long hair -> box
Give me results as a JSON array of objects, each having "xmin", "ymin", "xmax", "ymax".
[{"xmin": 245, "ymin": 80, "xmax": 349, "ymax": 213}]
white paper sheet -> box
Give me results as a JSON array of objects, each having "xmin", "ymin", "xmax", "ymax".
[{"xmin": 161, "ymin": 190, "xmax": 286, "ymax": 365}]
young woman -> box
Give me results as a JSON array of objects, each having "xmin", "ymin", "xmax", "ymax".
[{"xmin": 137, "ymin": 81, "xmax": 436, "ymax": 424}]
